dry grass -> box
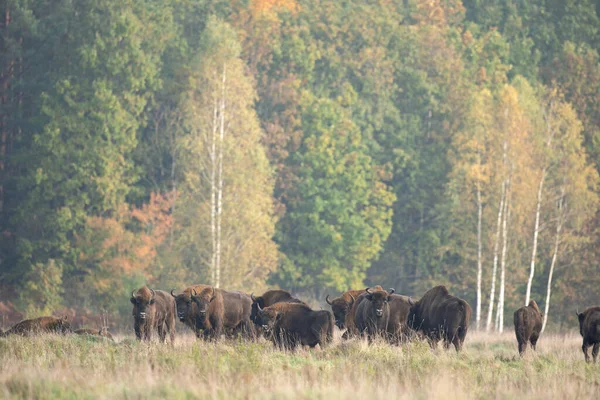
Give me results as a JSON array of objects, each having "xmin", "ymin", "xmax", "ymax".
[{"xmin": 0, "ymin": 330, "xmax": 598, "ymax": 399}]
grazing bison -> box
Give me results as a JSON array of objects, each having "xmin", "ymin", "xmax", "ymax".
[
  {"xmin": 355, "ymin": 287, "xmax": 395, "ymax": 341},
  {"xmin": 386, "ymin": 294, "xmax": 416, "ymax": 344},
  {"xmin": 74, "ymin": 327, "xmax": 114, "ymax": 341},
  {"xmin": 130, "ymin": 286, "xmax": 176, "ymax": 344},
  {"xmin": 171, "ymin": 284, "xmax": 210, "ymax": 337},
  {"xmin": 191, "ymin": 287, "xmax": 255, "ymax": 340},
  {"xmin": 407, "ymin": 285, "xmax": 472, "ymax": 352},
  {"xmin": 577, "ymin": 306, "xmax": 600, "ymax": 363},
  {"xmin": 0, "ymin": 316, "xmax": 71, "ymax": 336},
  {"xmin": 255, "ymin": 302, "xmax": 333, "ymax": 350},
  {"xmin": 250, "ymin": 289, "xmax": 305, "ymax": 329},
  {"xmin": 513, "ymin": 300, "xmax": 543, "ymax": 356}
]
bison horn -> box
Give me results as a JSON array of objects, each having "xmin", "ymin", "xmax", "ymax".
[
  {"xmin": 365, "ymin": 287, "xmax": 372, "ymax": 295},
  {"xmin": 348, "ymin": 293, "xmax": 356, "ymax": 305},
  {"xmin": 388, "ymin": 288, "xmax": 395, "ymax": 295},
  {"xmin": 326, "ymin": 295, "xmax": 332, "ymax": 305},
  {"xmin": 256, "ymin": 302, "xmax": 263, "ymax": 312},
  {"xmin": 192, "ymin": 289, "xmax": 197, "ymax": 296},
  {"xmin": 251, "ymin": 293, "xmax": 257, "ymax": 302},
  {"xmin": 131, "ymin": 289, "xmax": 136, "ymax": 299},
  {"xmin": 150, "ymin": 288, "xmax": 156, "ymax": 299},
  {"xmin": 171, "ymin": 289, "xmax": 177, "ymax": 298}
]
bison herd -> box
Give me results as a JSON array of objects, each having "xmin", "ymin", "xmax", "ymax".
[{"xmin": 1, "ymin": 283, "xmax": 599, "ymax": 363}]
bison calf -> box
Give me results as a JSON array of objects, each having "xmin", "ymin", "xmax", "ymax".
[
  {"xmin": 577, "ymin": 306, "xmax": 600, "ymax": 363},
  {"xmin": 256, "ymin": 302, "xmax": 333, "ymax": 350},
  {"xmin": 407, "ymin": 285, "xmax": 471, "ymax": 352},
  {"xmin": 131, "ymin": 286, "xmax": 176, "ymax": 344},
  {"xmin": 514, "ymin": 300, "xmax": 543, "ymax": 356},
  {"xmin": 0, "ymin": 316, "xmax": 71, "ymax": 336}
]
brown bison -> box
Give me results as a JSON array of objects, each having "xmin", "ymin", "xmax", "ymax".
[
  {"xmin": 171, "ymin": 284, "xmax": 210, "ymax": 337},
  {"xmin": 513, "ymin": 300, "xmax": 543, "ymax": 356},
  {"xmin": 355, "ymin": 287, "xmax": 395, "ymax": 341},
  {"xmin": 0, "ymin": 316, "xmax": 71, "ymax": 336},
  {"xmin": 130, "ymin": 286, "xmax": 176, "ymax": 344},
  {"xmin": 191, "ymin": 287, "xmax": 255, "ymax": 340},
  {"xmin": 386, "ymin": 294, "xmax": 416, "ymax": 344},
  {"xmin": 250, "ymin": 289, "xmax": 306, "ymax": 329},
  {"xmin": 326, "ymin": 289, "xmax": 367, "ymax": 330},
  {"xmin": 255, "ymin": 302, "xmax": 333, "ymax": 350},
  {"xmin": 337, "ymin": 285, "xmax": 384, "ymax": 339},
  {"xmin": 74, "ymin": 327, "xmax": 114, "ymax": 341},
  {"xmin": 577, "ymin": 306, "xmax": 600, "ymax": 363},
  {"xmin": 407, "ymin": 285, "xmax": 471, "ymax": 351}
]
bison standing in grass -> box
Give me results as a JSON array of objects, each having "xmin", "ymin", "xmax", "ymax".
[
  {"xmin": 255, "ymin": 302, "xmax": 333, "ymax": 350},
  {"xmin": 130, "ymin": 286, "xmax": 176, "ymax": 344},
  {"xmin": 191, "ymin": 287, "xmax": 255, "ymax": 340},
  {"xmin": 171, "ymin": 284, "xmax": 210, "ymax": 337},
  {"xmin": 355, "ymin": 287, "xmax": 395, "ymax": 341},
  {"xmin": 326, "ymin": 289, "xmax": 367, "ymax": 330},
  {"xmin": 250, "ymin": 290, "xmax": 305, "ymax": 330},
  {"xmin": 514, "ymin": 300, "xmax": 543, "ymax": 356},
  {"xmin": 0, "ymin": 316, "xmax": 71, "ymax": 336},
  {"xmin": 407, "ymin": 285, "xmax": 471, "ymax": 352},
  {"xmin": 386, "ymin": 294, "xmax": 415, "ymax": 344},
  {"xmin": 577, "ymin": 306, "xmax": 600, "ymax": 363}
]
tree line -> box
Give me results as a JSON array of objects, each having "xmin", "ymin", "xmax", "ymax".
[{"xmin": 0, "ymin": 0, "xmax": 599, "ymax": 330}]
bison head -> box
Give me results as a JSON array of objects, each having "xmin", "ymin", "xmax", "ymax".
[
  {"xmin": 326, "ymin": 294, "xmax": 355, "ymax": 329},
  {"xmin": 255, "ymin": 304, "xmax": 280, "ymax": 334},
  {"xmin": 191, "ymin": 287, "xmax": 216, "ymax": 329},
  {"xmin": 172, "ymin": 289, "xmax": 195, "ymax": 322},
  {"xmin": 250, "ymin": 293, "xmax": 265, "ymax": 325},
  {"xmin": 54, "ymin": 315, "xmax": 71, "ymax": 334},
  {"xmin": 365, "ymin": 288, "xmax": 394, "ymax": 318},
  {"xmin": 130, "ymin": 287, "xmax": 156, "ymax": 321}
]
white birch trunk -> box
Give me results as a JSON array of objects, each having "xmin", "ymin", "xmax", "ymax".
[
  {"xmin": 476, "ymin": 179, "xmax": 483, "ymax": 330},
  {"xmin": 541, "ymin": 187, "xmax": 565, "ymax": 333},
  {"xmin": 210, "ymin": 96, "xmax": 218, "ymax": 286},
  {"xmin": 526, "ymin": 169, "xmax": 546, "ymax": 305},
  {"xmin": 215, "ymin": 64, "xmax": 226, "ymax": 288},
  {"xmin": 486, "ymin": 180, "xmax": 505, "ymax": 331},
  {"xmin": 497, "ymin": 184, "xmax": 511, "ymax": 333}
]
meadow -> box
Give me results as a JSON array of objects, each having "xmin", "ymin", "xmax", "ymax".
[{"xmin": 0, "ymin": 330, "xmax": 598, "ymax": 399}]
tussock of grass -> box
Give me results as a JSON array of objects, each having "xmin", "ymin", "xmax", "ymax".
[{"xmin": 0, "ymin": 332, "xmax": 598, "ymax": 399}]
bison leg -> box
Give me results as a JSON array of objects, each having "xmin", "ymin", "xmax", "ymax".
[
  {"xmin": 592, "ymin": 343, "xmax": 599, "ymax": 364},
  {"xmin": 134, "ymin": 324, "xmax": 142, "ymax": 341},
  {"xmin": 582, "ymin": 342, "xmax": 591, "ymax": 363},
  {"xmin": 452, "ymin": 335, "xmax": 463, "ymax": 352},
  {"xmin": 157, "ymin": 323, "xmax": 167, "ymax": 343},
  {"xmin": 518, "ymin": 341, "xmax": 527, "ymax": 356}
]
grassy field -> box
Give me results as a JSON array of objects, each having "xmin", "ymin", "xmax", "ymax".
[{"xmin": 0, "ymin": 330, "xmax": 598, "ymax": 399}]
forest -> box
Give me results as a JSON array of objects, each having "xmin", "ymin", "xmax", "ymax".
[{"xmin": 0, "ymin": 0, "xmax": 599, "ymax": 332}]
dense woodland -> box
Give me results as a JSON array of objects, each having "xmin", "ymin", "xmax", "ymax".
[{"xmin": 0, "ymin": 0, "xmax": 599, "ymax": 331}]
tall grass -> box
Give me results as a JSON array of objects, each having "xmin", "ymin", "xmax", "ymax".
[{"xmin": 0, "ymin": 331, "xmax": 598, "ymax": 399}]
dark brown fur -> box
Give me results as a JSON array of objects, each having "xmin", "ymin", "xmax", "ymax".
[
  {"xmin": 577, "ymin": 306, "xmax": 600, "ymax": 363},
  {"xmin": 355, "ymin": 288, "xmax": 394, "ymax": 341},
  {"xmin": 191, "ymin": 287, "xmax": 255, "ymax": 340},
  {"xmin": 74, "ymin": 327, "xmax": 114, "ymax": 341},
  {"xmin": 256, "ymin": 302, "xmax": 333, "ymax": 350},
  {"xmin": 130, "ymin": 286, "xmax": 176, "ymax": 344},
  {"xmin": 250, "ymin": 289, "xmax": 306, "ymax": 328},
  {"xmin": 407, "ymin": 286, "xmax": 472, "ymax": 352},
  {"xmin": 513, "ymin": 300, "xmax": 543, "ymax": 356},
  {"xmin": 342, "ymin": 285, "xmax": 384, "ymax": 339},
  {"xmin": 0, "ymin": 316, "xmax": 71, "ymax": 336},
  {"xmin": 386, "ymin": 294, "xmax": 415, "ymax": 344},
  {"xmin": 171, "ymin": 284, "xmax": 210, "ymax": 337},
  {"xmin": 326, "ymin": 289, "xmax": 367, "ymax": 329}
]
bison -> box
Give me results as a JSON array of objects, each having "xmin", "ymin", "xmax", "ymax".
[
  {"xmin": 74, "ymin": 327, "xmax": 114, "ymax": 341},
  {"xmin": 255, "ymin": 302, "xmax": 333, "ymax": 350},
  {"xmin": 355, "ymin": 287, "xmax": 395, "ymax": 341},
  {"xmin": 577, "ymin": 306, "xmax": 600, "ymax": 363},
  {"xmin": 334, "ymin": 285, "xmax": 384, "ymax": 339},
  {"xmin": 171, "ymin": 284, "xmax": 210, "ymax": 337},
  {"xmin": 130, "ymin": 286, "xmax": 176, "ymax": 344},
  {"xmin": 191, "ymin": 287, "xmax": 255, "ymax": 340},
  {"xmin": 513, "ymin": 300, "xmax": 543, "ymax": 356},
  {"xmin": 326, "ymin": 289, "xmax": 367, "ymax": 330},
  {"xmin": 0, "ymin": 316, "xmax": 71, "ymax": 336},
  {"xmin": 407, "ymin": 285, "xmax": 471, "ymax": 352},
  {"xmin": 250, "ymin": 289, "xmax": 306, "ymax": 329},
  {"xmin": 386, "ymin": 294, "xmax": 416, "ymax": 344}
]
